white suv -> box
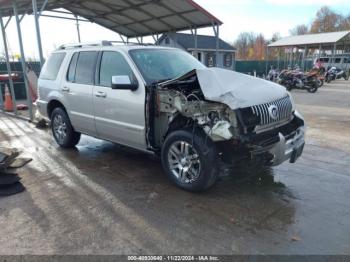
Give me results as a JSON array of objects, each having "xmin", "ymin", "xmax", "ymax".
[{"xmin": 37, "ymin": 42, "xmax": 305, "ymax": 192}]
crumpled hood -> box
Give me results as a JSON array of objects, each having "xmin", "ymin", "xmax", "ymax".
[{"xmin": 196, "ymin": 68, "xmax": 288, "ymax": 109}]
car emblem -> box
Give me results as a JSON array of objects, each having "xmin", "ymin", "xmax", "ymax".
[{"xmin": 268, "ymin": 105, "xmax": 279, "ymax": 120}]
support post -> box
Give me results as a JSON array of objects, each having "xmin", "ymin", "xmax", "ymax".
[
  {"xmin": 194, "ymin": 27, "xmax": 198, "ymax": 59},
  {"xmin": 215, "ymin": 24, "xmax": 219, "ymax": 67},
  {"xmin": 75, "ymin": 15, "xmax": 81, "ymax": 43},
  {"xmin": 265, "ymin": 46, "xmax": 269, "ymax": 76},
  {"xmin": 0, "ymin": 13, "xmax": 17, "ymax": 114},
  {"xmin": 4, "ymin": 16, "xmax": 12, "ymax": 29},
  {"xmin": 318, "ymin": 44, "xmax": 321, "ymax": 61},
  {"xmin": 332, "ymin": 43, "xmax": 336, "ymax": 65},
  {"xmin": 13, "ymin": 2, "xmax": 33, "ymax": 121},
  {"xmin": 32, "ymin": 0, "xmax": 44, "ymax": 66},
  {"xmin": 119, "ymin": 34, "xmax": 126, "ymax": 44},
  {"xmin": 302, "ymin": 45, "xmax": 307, "ymax": 71}
]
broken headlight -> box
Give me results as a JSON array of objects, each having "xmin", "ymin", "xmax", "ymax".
[{"xmin": 208, "ymin": 111, "xmax": 220, "ymax": 125}]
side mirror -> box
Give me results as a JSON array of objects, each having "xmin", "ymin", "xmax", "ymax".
[{"xmin": 111, "ymin": 75, "xmax": 138, "ymax": 91}]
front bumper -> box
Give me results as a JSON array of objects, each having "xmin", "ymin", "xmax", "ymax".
[
  {"xmin": 267, "ymin": 126, "xmax": 305, "ymax": 166},
  {"xmin": 250, "ymin": 126, "xmax": 305, "ymax": 166},
  {"xmin": 35, "ymin": 99, "xmax": 49, "ymax": 120}
]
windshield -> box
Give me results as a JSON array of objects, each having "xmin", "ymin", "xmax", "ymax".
[{"xmin": 129, "ymin": 49, "xmax": 206, "ymax": 85}]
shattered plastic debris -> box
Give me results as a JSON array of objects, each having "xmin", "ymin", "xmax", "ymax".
[{"xmin": 8, "ymin": 158, "xmax": 33, "ymax": 169}]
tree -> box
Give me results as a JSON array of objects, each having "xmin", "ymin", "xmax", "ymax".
[
  {"xmin": 234, "ymin": 32, "xmax": 254, "ymax": 60},
  {"xmin": 310, "ymin": 6, "xmax": 345, "ymax": 33},
  {"xmin": 290, "ymin": 24, "xmax": 309, "ymax": 35},
  {"xmin": 271, "ymin": 32, "xmax": 281, "ymax": 42},
  {"xmin": 253, "ymin": 34, "xmax": 266, "ymax": 60}
]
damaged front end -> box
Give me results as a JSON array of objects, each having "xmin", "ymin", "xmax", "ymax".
[
  {"xmin": 146, "ymin": 69, "xmax": 305, "ymax": 167},
  {"xmin": 146, "ymin": 70, "xmax": 239, "ymax": 149}
]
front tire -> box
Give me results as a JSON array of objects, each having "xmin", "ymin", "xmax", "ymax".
[
  {"xmin": 51, "ymin": 107, "xmax": 81, "ymax": 148},
  {"xmin": 161, "ymin": 129, "xmax": 219, "ymax": 192},
  {"xmin": 307, "ymin": 82, "xmax": 318, "ymax": 93}
]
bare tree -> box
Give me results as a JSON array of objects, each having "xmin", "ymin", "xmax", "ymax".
[
  {"xmin": 271, "ymin": 32, "xmax": 281, "ymax": 42},
  {"xmin": 290, "ymin": 24, "xmax": 309, "ymax": 35}
]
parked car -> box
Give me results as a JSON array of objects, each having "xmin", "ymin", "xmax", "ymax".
[{"xmin": 36, "ymin": 42, "xmax": 305, "ymax": 192}]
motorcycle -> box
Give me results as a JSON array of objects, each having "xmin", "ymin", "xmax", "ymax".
[
  {"xmin": 325, "ymin": 66, "xmax": 349, "ymax": 83},
  {"xmin": 278, "ymin": 69, "xmax": 318, "ymax": 93},
  {"xmin": 308, "ymin": 67, "xmax": 325, "ymax": 88},
  {"xmin": 266, "ymin": 67, "xmax": 279, "ymax": 82}
]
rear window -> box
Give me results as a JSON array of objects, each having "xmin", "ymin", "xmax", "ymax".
[{"xmin": 40, "ymin": 53, "xmax": 66, "ymax": 80}]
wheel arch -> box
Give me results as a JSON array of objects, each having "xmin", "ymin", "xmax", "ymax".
[{"xmin": 47, "ymin": 99, "xmax": 66, "ymax": 119}]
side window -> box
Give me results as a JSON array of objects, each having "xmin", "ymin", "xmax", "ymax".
[
  {"xmin": 206, "ymin": 53, "xmax": 216, "ymax": 67},
  {"xmin": 224, "ymin": 53, "xmax": 232, "ymax": 67},
  {"xmin": 99, "ymin": 51, "xmax": 135, "ymax": 87},
  {"xmin": 67, "ymin": 52, "xmax": 79, "ymax": 82},
  {"xmin": 335, "ymin": 58, "xmax": 341, "ymax": 63},
  {"xmin": 344, "ymin": 58, "xmax": 348, "ymax": 63},
  {"xmin": 40, "ymin": 53, "xmax": 66, "ymax": 80},
  {"xmin": 74, "ymin": 51, "xmax": 98, "ymax": 85}
]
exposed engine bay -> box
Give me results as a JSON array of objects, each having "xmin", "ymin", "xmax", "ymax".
[{"xmin": 146, "ymin": 71, "xmax": 239, "ymax": 150}]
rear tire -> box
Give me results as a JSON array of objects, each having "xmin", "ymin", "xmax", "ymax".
[
  {"xmin": 51, "ymin": 107, "xmax": 81, "ymax": 148},
  {"xmin": 161, "ymin": 129, "xmax": 219, "ymax": 192}
]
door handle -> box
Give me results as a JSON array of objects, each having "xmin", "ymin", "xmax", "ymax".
[
  {"xmin": 95, "ymin": 91, "xmax": 107, "ymax": 98},
  {"xmin": 62, "ymin": 86, "xmax": 70, "ymax": 92}
]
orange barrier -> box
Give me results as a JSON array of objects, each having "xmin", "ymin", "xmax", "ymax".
[{"xmin": 3, "ymin": 84, "xmax": 14, "ymax": 112}]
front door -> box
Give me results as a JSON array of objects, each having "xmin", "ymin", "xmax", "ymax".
[{"xmin": 93, "ymin": 51, "xmax": 146, "ymax": 150}]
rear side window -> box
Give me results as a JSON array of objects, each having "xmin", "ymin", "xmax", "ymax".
[
  {"xmin": 40, "ymin": 53, "xmax": 65, "ymax": 80},
  {"xmin": 99, "ymin": 51, "xmax": 135, "ymax": 87},
  {"xmin": 67, "ymin": 52, "xmax": 79, "ymax": 82},
  {"xmin": 74, "ymin": 51, "xmax": 98, "ymax": 85}
]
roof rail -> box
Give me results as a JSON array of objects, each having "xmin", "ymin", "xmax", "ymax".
[
  {"xmin": 58, "ymin": 41, "xmax": 112, "ymax": 50},
  {"xmin": 58, "ymin": 40, "xmax": 155, "ymax": 50}
]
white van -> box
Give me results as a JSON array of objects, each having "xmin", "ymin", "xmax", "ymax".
[{"xmin": 315, "ymin": 55, "xmax": 350, "ymax": 71}]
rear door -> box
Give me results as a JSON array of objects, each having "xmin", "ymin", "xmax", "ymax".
[
  {"xmin": 93, "ymin": 50, "xmax": 146, "ymax": 150},
  {"xmin": 64, "ymin": 51, "xmax": 98, "ymax": 136}
]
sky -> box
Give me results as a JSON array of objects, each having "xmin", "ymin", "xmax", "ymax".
[{"xmin": 1, "ymin": 0, "xmax": 350, "ymax": 60}]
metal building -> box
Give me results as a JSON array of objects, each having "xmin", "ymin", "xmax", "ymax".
[{"xmin": 267, "ymin": 30, "xmax": 350, "ymax": 73}]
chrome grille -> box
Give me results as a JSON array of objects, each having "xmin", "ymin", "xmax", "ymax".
[{"xmin": 251, "ymin": 96, "xmax": 293, "ymax": 126}]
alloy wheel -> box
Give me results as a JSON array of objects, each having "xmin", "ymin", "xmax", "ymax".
[
  {"xmin": 53, "ymin": 114, "xmax": 67, "ymax": 144},
  {"xmin": 167, "ymin": 141, "xmax": 201, "ymax": 184}
]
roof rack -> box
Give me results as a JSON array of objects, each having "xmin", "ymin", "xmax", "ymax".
[{"xmin": 58, "ymin": 40, "xmax": 155, "ymax": 50}]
